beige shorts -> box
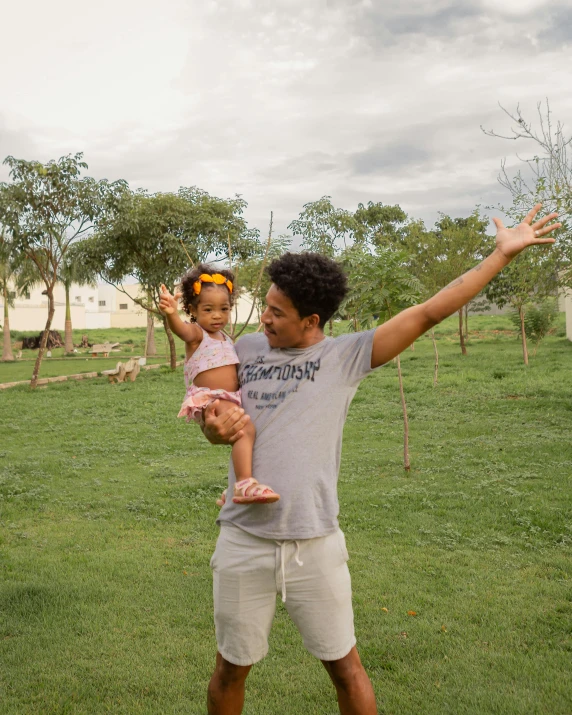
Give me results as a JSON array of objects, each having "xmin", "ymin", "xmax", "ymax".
[{"xmin": 210, "ymin": 523, "xmax": 356, "ymax": 666}]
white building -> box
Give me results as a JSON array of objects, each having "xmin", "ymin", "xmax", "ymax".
[
  {"xmin": 2, "ymin": 282, "xmax": 259, "ymax": 332},
  {"xmin": 565, "ymin": 289, "xmax": 572, "ymax": 341}
]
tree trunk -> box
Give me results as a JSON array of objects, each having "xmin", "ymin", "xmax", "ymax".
[
  {"xmin": 163, "ymin": 317, "xmax": 177, "ymax": 370},
  {"xmin": 2, "ymin": 285, "xmax": 14, "ymax": 361},
  {"xmin": 464, "ymin": 304, "xmax": 469, "ymax": 340},
  {"xmin": 431, "ymin": 328, "xmax": 439, "ymax": 387},
  {"xmin": 64, "ymin": 283, "xmax": 74, "ymax": 353},
  {"xmin": 146, "ymin": 309, "xmax": 157, "ymax": 356},
  {"xmin": 328, "ymin": 318, "xmax": 334, "ymax": 337},
  {"xmin": 30, "ymin": 288, "xmax": 55, "ymax": 389},
  {"xmin": 519, "ymin": 305, "xmax": 529, "ymax": 366},
  {"xmin": 396, "ymin": 353, "xmax": 410, "ymax": 472},
  {"xmin": 410, "ymin": 342, "xmax": 415, "ymax": 351},
  {"xmin": 458, "ymin": 309, "xmax": 467, "ymax": 356}
]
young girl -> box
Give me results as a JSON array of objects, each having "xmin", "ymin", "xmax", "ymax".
[{"xmin": 159, "ymin": 264, "xmax": 279, "ymax": 506}]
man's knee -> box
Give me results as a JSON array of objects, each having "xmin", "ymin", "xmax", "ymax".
[
  {"xmin": 214, "ymin": 653, "xmax": 252, "ymax": 687},
  {"xmin": 322, "ymin": 647, "xmax": 367, "ymax": 691}
]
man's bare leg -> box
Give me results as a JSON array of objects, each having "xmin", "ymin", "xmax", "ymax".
[
  {"xmin": 322, "ymin": 646, "xmax": 377, "ymax": 715},
  {"xmin": 207, "ymin": 652, "xmax": 252, "ymax": 715}
]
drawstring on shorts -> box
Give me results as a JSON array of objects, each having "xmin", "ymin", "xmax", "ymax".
[{"xmin": 275, "ymin": 540, "xmax": 304, "ymax": 602}]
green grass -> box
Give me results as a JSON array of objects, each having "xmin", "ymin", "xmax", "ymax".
[
  {"xmin": 0, "ymin": 328, "xmax": 186, "ymax": 383},
  {"xmin": 1, "ymin": 318, "xmax": 571, "ymax": 713}
]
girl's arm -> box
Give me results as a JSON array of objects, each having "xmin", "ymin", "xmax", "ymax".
[{"xmin": 159, "ymin": 284, "xmax": 202, "ymax": 344}]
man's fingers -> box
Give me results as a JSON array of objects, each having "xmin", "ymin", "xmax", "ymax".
[
  {"xmin": 525, "ymin": 203, "xmax": 543, "ymax": 223},
  {"xmin": 204, "ymin": 400, "xmax": 219, "ymax": 420},
  {"xmin": 174, "ymin": 292, "xmax": 182, "ymax": 301},
  {"xmin": 533, "ymin": 213, "xmax": 560, "ymax": 230},
  {"xmin": 229, "ymin": 430, "xmax": 245, "ymax": 445},
  {"xmin": 492, "ymin": 217, "xmax": 504, "ymax": 230}
]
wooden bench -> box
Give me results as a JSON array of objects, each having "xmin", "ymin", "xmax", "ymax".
[
  {"xmin": 91, "ymin": 342, "xmax": 120, "ymax": 357},
  {"xmin": 101, "ymin": 358, "xmax": 141, "ymax": 384}
]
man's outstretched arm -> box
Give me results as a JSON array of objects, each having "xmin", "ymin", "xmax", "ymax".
[{"xmin": 371, "ymin": 205, "xmax": 560, "ymax": 369}]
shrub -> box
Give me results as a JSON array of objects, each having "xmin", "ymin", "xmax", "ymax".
[{"xmin": 510, "ymin": 299, "xmax": 558, "ymax": 355}]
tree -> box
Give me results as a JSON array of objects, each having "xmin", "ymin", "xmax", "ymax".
[
  {"xmin": 0, "ymin": 246, "xmax": 40, "ymax": 362},
  {"xmin": 74, "ymin": 188, "xmax": 261, "ymax": 368},
  {"xmin": 352, "ymin": 201, "xmax": 408, "ymax": 248},
  {"xmin": 0, "ymin": 154, "xmax": 126, "ymax": 387},
  {"xmin": 289, "ymin": 197, "xmax": 358, "ymax": 335},
  {"xmin": 234, "ymin": 232, "xmax": 291, "ymax": 327},
  {"xmin": 484, "ymin": 247, "xmax": 558, "ymax": 365},
  {"xmin": 0, "ymin": 227, "xmax": 39, "ymax": 361},
  {"xmin": 340, "ymin": 244, "xmax": 423, "ymax": 471},
  {"xmin": 425, "ymin": 212, "xmax": 492, "ymax": 356},
  {"xmin": 288, "ymin": 196, "xmax": 357, "ymax": 256},
  {"xmin": 482, "ymin": 100, "xmax": 571, "ymax": 287},
  {"xmin": 58, "ymin": 254, "xmax": 98, "ymax": 354}
]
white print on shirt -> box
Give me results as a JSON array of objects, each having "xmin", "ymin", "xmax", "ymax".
[{"xmin": 239, "ymin": 357, "xmax": 321, "ymax": 386}]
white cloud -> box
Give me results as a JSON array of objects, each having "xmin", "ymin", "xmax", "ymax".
[{"xmin": 0, "ymin": 0, "xmax": 569, "ymax": 239}]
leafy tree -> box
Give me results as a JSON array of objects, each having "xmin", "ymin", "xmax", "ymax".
[
  {"xmin": 422, "ymin": 211, "xmax": 492, "ymax": 356},
  {"xmin": 509, "ymin": 298, "xmax": 558, "ymax": 357},
  {"xmin": 0, "ymin": 227, "xmax": 40, "ymax": 361},
  {"xmin": 352, "ymin": 201, "xmax": 408, "ymax": 248},
  {"xmin": 74, "ymin": 188, "xmax": 261, "ymax": 368},
  {"xmin": 482, "ymin": 100, "xmax": 571, "ymax": 287},
  {"xmin": 0, "ymin": 153, "xmax": 126, "ymax": 387},
  {"xmin": 58, "ymin": 255, "xmax": 98, "ymax": 354},
  {"xmin": 484, "ymin": 246, "xmax": 558, "ymax": 365},
  {"xmin": 288, "ymin": 196, "xmax": 357, "ymax": 256},
  {"xmin": 289, "ymin": 197, "xmax": 358, "ymax": 335},
  {"xmin": 234, "ymin": 232, "xmax": 291, "ymax": 327},
  {"xmin": 340, "ymin": 244, "xmax": 423, "ymax": 471}
]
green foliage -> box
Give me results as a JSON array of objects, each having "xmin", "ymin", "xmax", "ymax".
[
  {"xmin": 288, "ymin": 195, "xmax": 357, "ymax": 256},
  {"xmin": 0, "ymin": 154, "xmax": 126, "ymax": 289},
  {"xmin": 509, "ymin": 298, "xmax": 558, "ymax": 350},
  {"xmin": 340, "ymin": 244, "xmax": 423, "ymax": 330},
  {"xmin": 73, "ymin": 188, "xmax": 261, "ymax": 309},
  {"xmin": 234, "ymin": 234, "xmax": 291, "ymax": 320},
  {"xmin": 352, "ymin": 201, "xmax": 408, "ymax": 247}
]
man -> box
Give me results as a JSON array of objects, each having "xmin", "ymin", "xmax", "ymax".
[{"xmin": 202, "ymin": 205, "xmax": 559, "ymax": 715}]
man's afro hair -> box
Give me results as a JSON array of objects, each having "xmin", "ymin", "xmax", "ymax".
[{"xmin": 266, "ymin": 252, "xmax": 348, "ymax": 327}]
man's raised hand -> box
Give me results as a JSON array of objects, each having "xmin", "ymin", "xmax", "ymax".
[
  {"xmin": 159, "ymin": 284, "xmax": 182, "ymax": 315},
  {"xmin": 493, "ymin": 204, "xmax": 561, "ymax": 260}
]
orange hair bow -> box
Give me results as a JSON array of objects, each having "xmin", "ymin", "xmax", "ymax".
[{"xmin": 192, "ymin": 273, "xmax": 233, "ymax": 296}]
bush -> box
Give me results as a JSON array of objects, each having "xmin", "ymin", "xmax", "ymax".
[{"xmin": 510, "ymin": 299, "xmax": 558, "ymax": 354}]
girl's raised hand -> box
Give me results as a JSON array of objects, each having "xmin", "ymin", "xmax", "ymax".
[{"xmin": 159, "ymin": 284, "xmax": 182, "ymax": 315}]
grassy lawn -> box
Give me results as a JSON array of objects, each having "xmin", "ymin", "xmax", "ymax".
[
  {"xmin": 1, "ymin": 317, "xmax": 571, "ymax": 713},
  {"xmin": 0, "ymin": 328, "xmax": 186, "ymax": 383}
]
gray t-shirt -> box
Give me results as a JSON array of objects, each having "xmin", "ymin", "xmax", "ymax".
[{"xmin": 217, "ymin": 329, "xmax": 377, "ymax": 540}]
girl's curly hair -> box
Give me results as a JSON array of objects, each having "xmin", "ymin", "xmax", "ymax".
[
  {"xmin": 180, "ymin": 263, "xmax": 236, "ymax": 316},
  {"xmin": 266, "ymin": 252, "xmax": 348, "ymax": 328}
]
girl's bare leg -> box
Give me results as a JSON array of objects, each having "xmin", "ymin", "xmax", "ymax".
[{"xmin": 214, "ymin": 400, "xmax": 255, "ymax": 481}]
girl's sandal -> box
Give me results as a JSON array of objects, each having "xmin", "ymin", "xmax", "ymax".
[{"xmin": 232, "ymin": 477, "xmax": 280, "ymax": 504}]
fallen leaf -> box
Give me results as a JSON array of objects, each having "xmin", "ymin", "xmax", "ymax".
[
  {"xmin": 381, "ymin": 607, "xmax": 389, "ymax": 613},
  {"xmin": 407, "ymin": 610, "xmax": 417, "ymax": 616},
  {"xmin": 441, "ymin": 625, "xmax": 447, "ymax": 632},
  {"xmin": 183, "ymin": 571, "xmax": 188, "ymax": 575}
]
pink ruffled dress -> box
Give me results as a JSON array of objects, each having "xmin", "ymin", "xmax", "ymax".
[{"xmin": 178, "ymin": 328, "xmax": 241, "ymax": 423}]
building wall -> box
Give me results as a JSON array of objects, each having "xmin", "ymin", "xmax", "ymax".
[
  {"xmin": 3, "ymin": 304, "xmax": 86, "ymax": 332},
  {"xmin": 565, "ymin": 289, "xmax": 572, "ymax": 341}
]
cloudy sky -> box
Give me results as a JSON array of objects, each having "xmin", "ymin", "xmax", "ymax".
[{"xmin": 1, "ymin": 0, "xmax": 570, "ymax": 241}]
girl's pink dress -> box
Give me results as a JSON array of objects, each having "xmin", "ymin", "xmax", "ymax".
[{"xmin": 178, "ymin": 329, "xmax": 241, "ymax": 423}]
